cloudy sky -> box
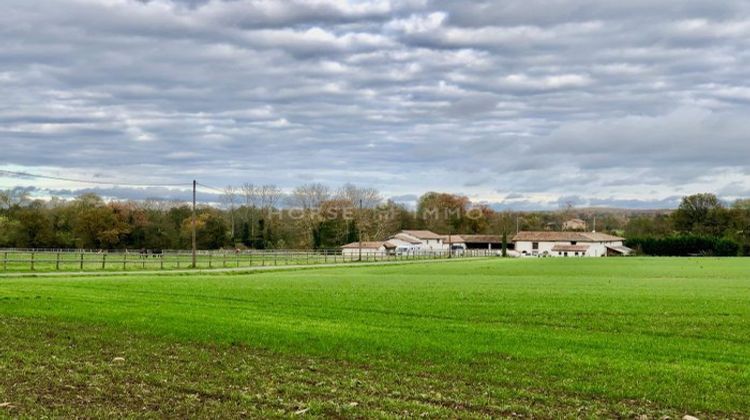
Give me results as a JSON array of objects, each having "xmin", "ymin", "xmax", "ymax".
[{"xmin": 2, "ymin": 0, "xmax": 750, "ymax": 209}]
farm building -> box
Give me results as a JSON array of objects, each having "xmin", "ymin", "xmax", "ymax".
[
  {"xmin": 389, "ymin": 230, "xmax": 446, "ymax": 251},
  {"xmin": 397, "ymin": 230, "xmax": 448, "ymax": 251},
  {"xmin": 341, "ymin": 230, "xmax": 509, "ymax": 255},
  {"xmin": 441, "ymin": 234, "xmax": 504, "ymax": 250},
  {"xmin": 513, "ymin": 231, "xmax": 632, "ymax": 257},
  {"xmin": 341, "ymin": 231, "xmax": 448, "ymax": 256},
  {"xmin": 462, "ymin": 234, "xmax": 504, "ymax": 250},
  {"xmin": 340, "ymin": 241, "xmax": 395, "ymax": 257}
]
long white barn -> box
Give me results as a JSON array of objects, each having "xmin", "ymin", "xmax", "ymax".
[
  {"xmin": 513, "ymin": 231, "xmax": 632, "ymax": 257},
  {"xmin": 340, "ymin": 230, "xmax": 505, "ymax": 256}
]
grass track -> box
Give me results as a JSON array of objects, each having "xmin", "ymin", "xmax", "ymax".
[{"xmin": 1, "ymin": 258, "xmax": 750, "ymax": 417}]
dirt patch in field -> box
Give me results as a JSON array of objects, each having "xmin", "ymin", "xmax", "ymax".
[{"xmin": 0, "ymin": 317, "xmax": 718, "ymax": 418}]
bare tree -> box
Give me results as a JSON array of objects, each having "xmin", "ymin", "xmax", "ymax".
[
  {"xmin": 221, "ymin": 185, "xmax": 238, "ymax": 241},
  {"xmin": 258, "ymin": 184, "xmax": 283, "ymax": 210},
  {"xmin": 288, "ymin": 183, "xmax": 331, "ymax": 210},
  {"xmin": 238, "ymin": 183, "xmax": 262, "ymax": 243},
  {"xmin": 0, "ymin": 188, "xmax": 31, "ymax": 210},
  {"xmin": 336, "ymin": 183, "xmax": 381, "ymax": 209},
  {"xmin": 241, "ymin": 183, "xmax": 260, "ymax": 208},
  {"xmin": 286, "ymin": 183, "xmax": 331, "ymax": 248}
]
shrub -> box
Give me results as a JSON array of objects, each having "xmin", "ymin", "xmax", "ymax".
[{"xmin": 625, "ymin": 235, "xmax": 740, "ymax": 257}]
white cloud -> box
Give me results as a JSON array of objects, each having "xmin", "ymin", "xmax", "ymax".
[{"xmin": 1, "ymin": 0, "xmax": 750, "ymax": 206}]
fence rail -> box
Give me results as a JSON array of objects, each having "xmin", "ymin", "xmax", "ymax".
[{"xmin": 0, "ymin": 249, "xmax": 496, "ymax": 273}]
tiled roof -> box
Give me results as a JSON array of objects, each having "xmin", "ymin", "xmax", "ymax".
[
  {"xmin": 401, "ymin": 230, "xmax": 443, "ymax": 240},
  {"xmin": 551, "ymin": 244, "xmax": 590, "ymax": 252},
  {"xmin": 340, "ymin": 241, "xmax": 384, "ymax": 249},
  {"xmin": 392, "ymin": 233, "xmax": 423, "ymax": 244},
  {"xmin": 460, "ymin": 234, "xmax": 502, "ymax": 243},
  {"xmin": 512, "ymin": 231, "xmax": 624, "ymax": 242},
  {"xmin": 606, "ymin": 245, "xmax": 634, "ymax": 254},
  {"xmin": 383, "ymin": 240, "xmax": 399, "ymax": 249},
  {"xmin": 438, "ymin": 235, "xmax": 464, "ymax": 244}
]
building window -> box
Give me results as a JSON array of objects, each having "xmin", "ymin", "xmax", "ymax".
[
  {"xmin": 532, "ymin": 242, "xmax": 539, "ymax": 250},
  {"xmin": 571, "ymin": 241, "xmax": 577, "ymax": 245}
]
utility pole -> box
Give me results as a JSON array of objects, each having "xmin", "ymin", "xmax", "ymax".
[
  {"xmin": 358, "ymin": 199, "xmax": 363, "ymax": 262},
  {"xmin": 192, "ymin": 180, "xmax": 197, "ymax": 268}
]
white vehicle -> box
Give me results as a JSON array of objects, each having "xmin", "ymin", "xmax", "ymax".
[{"xmin": 395, "ymin": 245, "xmax": 418, "ymax": 256}]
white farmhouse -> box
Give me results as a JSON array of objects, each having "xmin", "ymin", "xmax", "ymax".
[
  {"xmin": 388, "ymin": 230, "xmax": 446, "ymax": 251},
  {"xmin": 513, "ymin": 231, "xmax": 632, "ymax": 257}
]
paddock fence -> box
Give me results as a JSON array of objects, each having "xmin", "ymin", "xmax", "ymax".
[{"xmin": 0, "ymin": 248, "xmax": 497, "ymax": 273}]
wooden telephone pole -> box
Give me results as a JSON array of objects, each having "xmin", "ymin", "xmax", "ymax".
[{"xmin": 192, "ymin": 180, "xmax": 197, "ymax": 268}]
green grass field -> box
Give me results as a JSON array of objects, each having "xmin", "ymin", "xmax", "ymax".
[{"xmin": 1, "ymin": 258, "xmax": 749, "ymax": 417}]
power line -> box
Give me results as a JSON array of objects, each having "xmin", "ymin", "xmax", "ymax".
[
  {"xmin": 196, "ymin": 182, "xmax": 226, "ymax": 194},
  {"xmin": 0, "ymin": 169, "xmax": 192, "ymax": 188}
]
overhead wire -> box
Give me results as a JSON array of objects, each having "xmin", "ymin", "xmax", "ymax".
[
  {"xmin": 0, "ymin": 169, "xmax": 193, "ymax": 188},
  {"xmin": 196, "ymin": 182, "xmax": 226, "ymax": 193}
]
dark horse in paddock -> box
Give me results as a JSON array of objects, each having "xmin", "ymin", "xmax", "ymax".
[{"xmin": 139, "ymin": 249, "xmax": 164, "ymax": 258}]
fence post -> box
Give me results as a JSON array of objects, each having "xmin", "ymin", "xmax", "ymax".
[
  {"xmin": 30, "ymin": 252, "xmax": 35, "ymax": 271},
  {"xmin": 56, "ymin": 252, "xmax": 61, "ymax": 271},
  {"xmin": 80, "ymin": 253, "xmax": 84, "ymax": 270},
  {"xmin": 208, "ymin": 253, "xmax": 212, "ymax": 269},
  {"xmin": 223, "ymin": 252, "xmax": 227, "ymax": 268},
  {"xmin": 101, "ymin": 253, "xmax": 106, "ymax": 270},
  {"xmin": 123, "ymin": 253, "xmax": 127, "ymax": 270},
  {"xmin": 160, "ymin": 254, "xmax": 164, "ymax": 270},
  {"xmin": 2, "ymin": 252, "xmax": 6, "ymax": 271}
]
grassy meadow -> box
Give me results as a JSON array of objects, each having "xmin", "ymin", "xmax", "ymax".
[{"xmin": 1, "ymin": 258, "xmax": 749, "ymax": 417}]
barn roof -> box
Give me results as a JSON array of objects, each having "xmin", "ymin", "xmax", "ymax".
[
  {"xmin": 340, "ymin": 241, "xmax": 385, "ymax": 249},
  {"xmin": 392, "ymin": 233, "xmax": 423, "ymax": 244},
  {"xmin": 401, "ymin": 230, "xmax": 443, "ymax": 240},
  {"xmin": 606, "ymin": 245, "xmax": 634, "ymax": 255},
  {"xmin": 460, "ymin": 234, "xmax": 502, "ymax": 244},
  {"xmin": 439, "ymin": 235, "xmax": 464, "ymax": 244},
  {"xmin": 512, "ymin": 231, "xmax": 623, "ymax": 242},
  {"xmin": 551, "ymin": 244, "xmax": 590, "ymax": 252}
]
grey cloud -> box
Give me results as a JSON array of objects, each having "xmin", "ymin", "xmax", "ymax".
[
  {"xmin": 43, "ymin": 186, "xmax": 219, "ymax": 203},
  {"xmin": 1, "ymin": 0, "xmax": 750, "ymax": 209}
]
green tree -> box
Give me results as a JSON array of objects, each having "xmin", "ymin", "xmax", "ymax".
[
  {"xmin": 182, "ymin": 211, "xmax": 229, "ymax": 249},
  {"xmin": 11, "ymin": 205, "xmax": 55, "ymax": 248},
  {"xmin": 672, "ymin": 193, "xmax": 728, "ymax": 236}
]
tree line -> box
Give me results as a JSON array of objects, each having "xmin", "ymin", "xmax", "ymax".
[
  {"xmin": 1, "ymin": 186, "xmax": 749, "ymax": 254},
  {"xmin": 0, "ymin": 184, "xmax": 506, "ymax": 250},
  {"xmin": 624, "ymin": 193, "xmax": 750, "ymax": 256}
]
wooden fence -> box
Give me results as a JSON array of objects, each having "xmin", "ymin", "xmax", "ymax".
[{"xmin": 0, "ymin": 248, "xmax": 496, "ymax": 273}]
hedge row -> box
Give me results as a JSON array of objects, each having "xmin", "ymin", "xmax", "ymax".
[{"xmin": 625, "ymin": 235, "xmax": 740, "ymax": 256}]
